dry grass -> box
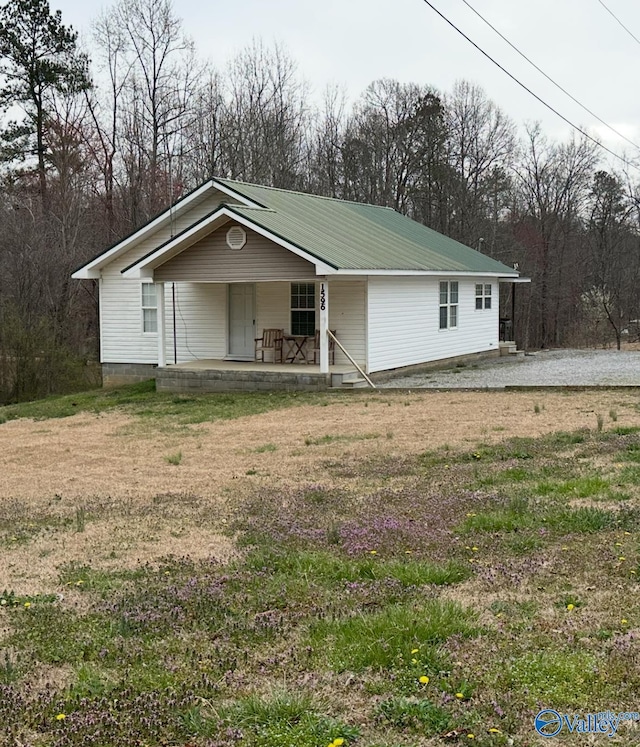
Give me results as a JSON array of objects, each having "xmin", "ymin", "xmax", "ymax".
[
  {"xmin": 3, "ymin": 387, "xmax": 640, "ymax": 745},
  {"xmin": 1, "ymin": 389, "xmax": 639, "ymax": 597}
]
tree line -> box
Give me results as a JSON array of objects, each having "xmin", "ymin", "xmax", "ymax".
[{"xmin": 1, "ymin": 0, "xmax": 639, "ymax": 402}]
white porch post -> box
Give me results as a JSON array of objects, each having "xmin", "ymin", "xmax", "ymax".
[
  {"xmin": 156, "ymin": 281, "xmax": 166, "ymax": 367},
  {"xmin": 318, "ymin": 279, "xmax": 329, "ymax": 373}
]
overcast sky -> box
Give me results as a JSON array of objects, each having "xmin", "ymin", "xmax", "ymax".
[{"xmin": 50, "ymin": 0, "xmax": 640, "ymax": 164}]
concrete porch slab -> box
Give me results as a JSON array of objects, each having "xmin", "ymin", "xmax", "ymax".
[{"xmin": 156, "ymin": 359, "xmax": 355, "ymax": 392}]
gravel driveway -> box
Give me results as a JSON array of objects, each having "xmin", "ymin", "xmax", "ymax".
[{"xmin": 379, "ymin": 349, "xmax": 640, "ymax": 388}]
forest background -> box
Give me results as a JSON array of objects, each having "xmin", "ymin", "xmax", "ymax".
[{"xmin": 1, "ymin": 0, "xmax": 639, "ymax": 403}]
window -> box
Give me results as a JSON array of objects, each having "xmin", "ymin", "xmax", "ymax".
[
  {"xmin": 291, "ymin": 283, "xmax": 315, "ymax": 336},
  {"xmin": 475, "ymin": 283, "xmax": 492, "ymax": 310},
  {"xmin": 141, "ymin": 283, "xmax": 158, "ymax": 333},
  {"xmin": 439, "ymin": 281, "xmax": 458, "ymax": 330}
]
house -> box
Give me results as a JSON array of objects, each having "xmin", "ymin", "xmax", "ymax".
[{"xmin": 72, "ymin": 177, "xmax": 522, "ymax": 391}]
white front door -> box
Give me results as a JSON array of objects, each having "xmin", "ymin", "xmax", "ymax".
[{"xmin": 228, "ymin": 283, "xmax": 256, "ymax": 359}]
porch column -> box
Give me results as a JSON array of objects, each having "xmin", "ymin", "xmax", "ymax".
[
  {"xmin": 318, "ymin": 279, "xmax": 329, "ymax": 374},
  {"xmin": 156, "ymin": 281, "xmax": 166, "ymax": 367}
]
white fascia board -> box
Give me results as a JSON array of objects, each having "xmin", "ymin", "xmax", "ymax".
[
  {"xmin": 73, "ymin": 181, "xmax": 217, "ymax": 278},
  {"xmin": 122, "ymin": 210, "xmax": 230, "ymax": 278},
  {"xmin": 333, "ymin": 269, "xmax": 520, "ymax": 278},
  {"xmin": 122, "ymin": 206, "xmax": 335, "ymax": 279},
  {"xmin": 72, "ymin": 179, "xmax": 263, "ymax": 279}
]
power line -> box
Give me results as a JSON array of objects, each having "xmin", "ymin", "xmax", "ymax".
[
  {"xmin": 597, "ymin": 0, "xmax": 640, "ymax": 48},
  {"xmin": 460, "ymin": 0, "xmax": 640, "ymax": 155},
  {"xmin": 419, "ymin": 0, "xmax": 640, "ymax": 173}
]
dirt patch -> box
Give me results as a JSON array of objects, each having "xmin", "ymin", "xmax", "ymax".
[{"xmin": 1, "ymin": 390, "xmax": 639, "ymax": 594}]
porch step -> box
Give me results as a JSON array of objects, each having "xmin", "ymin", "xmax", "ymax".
[
  {"xmin": 331, "ymin": 370, "xmax": 370, "ymax": 388},
  {"xmin": 499, "ymin": 342, "xmax": 525, "ymax": 358},
  {"xmin": 338, "ymin": 377, "xmax": 369, "ymax": 389}
]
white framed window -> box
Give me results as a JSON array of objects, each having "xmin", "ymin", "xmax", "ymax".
[
  {"xmin": 291, "ymin": 283, "xmax": 316, "ymax": 336},
  {"xmin": 141, "ymin": 283, "xmax": 158, "ymax": 333},
  {"xmin": 475, "ymin": 283, "xmax": 492, "ymax": 310},
  {"xmin": 439, "ymin": 281, "xmax": 459, "ymax": 330}
]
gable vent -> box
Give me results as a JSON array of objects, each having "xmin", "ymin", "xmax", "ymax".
[{"xmin": 226, "ymin": 226, "xmax": 247, "ymax": 250}]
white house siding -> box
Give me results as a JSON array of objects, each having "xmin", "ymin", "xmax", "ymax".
[
  {"xmin": 100, "ymin": 192, "xmax": 231, "ymax": 364},
  {"xmin": 328, "ymin": 280, "xmax": 366, "ymax": 366},
  {"xmin": 256, "ymin": 282, "xmax": 290, "ymax": 333},
  {"xmin": 253, "ymin": 280, "xmax": 366, "ymax": 366},
  {"xmin": 367, "ymin": 276, "xmax": 499, "ymax": 373},
  {"xmin": 165, "ymin": 283, "xmax": 227, "ymax": 363}
]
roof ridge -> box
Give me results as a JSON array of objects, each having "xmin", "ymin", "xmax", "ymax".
[{"xmin": 217, "ymin": 177, "xmax": 397, "ymax": 210}]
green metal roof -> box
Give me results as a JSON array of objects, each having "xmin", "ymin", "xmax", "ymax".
[{"xmin": 215, "ymin": 178, "xmax": 517, "ymax": 275}]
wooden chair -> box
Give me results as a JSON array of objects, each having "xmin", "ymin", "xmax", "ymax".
[
  {"xmin": 255, "ymin": 328, "xmax": 284, "ymax": 363},
  {"xmin": 310, "ymin": 329, "xmax": 336, "ymax": 364}
]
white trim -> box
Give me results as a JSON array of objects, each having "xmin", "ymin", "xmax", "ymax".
[
  {"xmin": 474, "ymin": 282, "xmax": 493, "ymax": 311},
  {"xmin": 71, "ymin": 179, "xmax": 263, "ymax": 279},
  {"xmin": 122, "ymin": 206, "xmax": 335, "ymax": 279},
  {"xmin": 364, "ymin": 280, "xmax": 369, "ymax": 375},
  {"xmin": 439, "ymin": 280, "xmax": 459, "ymax": 331},
  {"xmin": 227, "ymin": 282, "xmax": 256, "ymax": 359},
  {"xmin": 123, "ymin": 212, "xmax": 232, "ymax": 278},
  {"xmin": 335, "ymin": 269, "xmax": 520, "ymax": 278},
  {"xmin": 319, "ymin": 280, "xmax": 329, "ymax": 373},
  {"xmin": 98, "ymin": 277, "xmax": 104, "ymax": 364},
  {"xmin": 72, "ymin": 182, "xmax": 216, "ymax": 279},
  {"xmin": 157, "ymin": 282, "xmax": 166, "ymax": 367},
  {"xmin": 141, "ymin": 281, "xmax": 158, "ymax": 334}
]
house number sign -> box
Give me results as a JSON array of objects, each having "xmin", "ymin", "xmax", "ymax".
[{"xmin": 320, "ymin": 283, "xmax": 326, "ymax": 311}]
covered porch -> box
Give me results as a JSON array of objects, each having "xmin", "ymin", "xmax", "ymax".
[{"xmin": 121, "ymin": 213, "xmax": 363, "ymax": 378}]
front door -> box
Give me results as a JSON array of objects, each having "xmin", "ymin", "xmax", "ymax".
[{"xmin": 228, "ymin": 283, "xmax": 255, "ymax": 360}]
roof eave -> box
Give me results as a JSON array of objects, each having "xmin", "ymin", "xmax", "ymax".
[
  {"xmin": 122, "ymin": 205, "xmax": 338, "ymax": 279},
  {"xmin": 72, "ymin": 177, "xmax": 266, "ymax": 278},
  {"xmin": 333, "ymin": 269, "xmax": 520, "ymax": 277}
]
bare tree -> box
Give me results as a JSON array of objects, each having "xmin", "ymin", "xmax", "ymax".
[
  {"xmin": 512, "ymin": 125, "xmax": 599, "ymax": 347},
  {"xmin": 223, "ymin": 41, "xmax": 310, "ymax": 188},
  {"xmin": 84, "ymin": 7, "xmax": 133, "ymax": 236},
  {"xmin": 307, "ymin": 86, "xmax": 347, "ymax": 198},
  {"xmin": 341, "ymin": 79, "xmax": 447, "ymax": 216},
  {"xmin": 444, "ymin": 81, "xmax": 516, "ymax": 246},
  {"xmin": 89, "ymin": 0, "xmax": 198, "ymax": 224},
  {"xmin": 585, "ymin": 170, "xmax": 640, "ymax": 348},
  {"xmin": 182, "ymin": 68, "xmax": 227, "ymax": 184}
]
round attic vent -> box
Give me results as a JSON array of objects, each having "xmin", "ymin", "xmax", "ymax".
[{"xmin": 226, "ymin": 225, "xmax": 246, "ymax": 250}]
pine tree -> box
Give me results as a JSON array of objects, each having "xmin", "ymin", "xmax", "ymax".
[{"xmin": 0, "ymin": 0, "xmax": 90, "ymax": 205}]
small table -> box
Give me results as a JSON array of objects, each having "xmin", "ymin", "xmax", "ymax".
[{"xmin": 283, "ymin": 335, "xmax": 311, "ymax": 363}]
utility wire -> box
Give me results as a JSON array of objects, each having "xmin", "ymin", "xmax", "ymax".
[
  {"xmin": 420, "ymin": 0, "xmax": 639, "ymax": 172},
  {"xmin": 460, "ymin": 0, "xmax": 640, "ymax": 154},
  {"xmin": 597, "ymin": 0, "xmax": 640, "ymax": 48}
]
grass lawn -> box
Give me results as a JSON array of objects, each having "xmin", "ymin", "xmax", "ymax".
[
  {"xmin": 1, "ymin": 386, "xmax": 640, "ymax": 745},
  {"xmin": 0, "ymin": 379, "xmax": 327, "ymax": 424}
]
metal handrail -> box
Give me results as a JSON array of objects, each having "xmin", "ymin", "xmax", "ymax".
[{"xmin": 327, "ymin": 329, "xmax": 376, "ymax": 389}]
